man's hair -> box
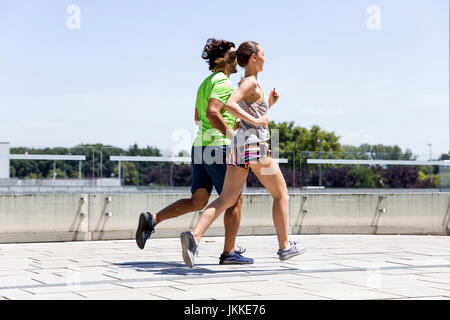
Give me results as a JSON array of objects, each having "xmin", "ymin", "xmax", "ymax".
[{"xmin": 202, "ymin": 38, "xmax": 236, "ymax": 71}]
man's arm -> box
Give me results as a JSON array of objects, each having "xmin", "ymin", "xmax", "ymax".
[
  {"xmin": 205, "ymin": 98, "xmax": 233, "ymax": 136},
  {"xmin": 195, "ymin": 107, "xmax": 200, "ymax": 126}
]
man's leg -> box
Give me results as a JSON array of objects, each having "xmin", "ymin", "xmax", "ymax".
[
  {"xmin": 183, "ymin": 166, "xmax": 250, "ymax": 267},
  {"xmin": 153, "ymin": 188, "xmax": 210, "ymax": 226},
  {"xmin": 203, "ymin": 146, "xmax": 250, "ymax": 261},
  {"xmin": 136, "ymin": 150, "xmax": 214, "ymax": 250},
  {"xmin": 222, "ymin": 192, "xmax": 243, "ymax": 253},
  {"xmin": 136, "ymin": 188, "xmax": 210, "ymax": 250}
]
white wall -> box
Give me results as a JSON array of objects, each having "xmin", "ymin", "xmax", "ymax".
[
  {"xmin": 0, "ymin": 192, "xmax": 449, "ymax": 243},
  {"xmin": 0, "ymin": 142, "xmax": 9, "ymax": 179}
]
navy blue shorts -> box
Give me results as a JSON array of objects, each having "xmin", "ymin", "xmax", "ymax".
[{"xmin": 191, "ymin": 145, "xmax": 227, "ymax": 195}]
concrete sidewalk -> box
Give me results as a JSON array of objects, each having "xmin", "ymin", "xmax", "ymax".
[{"xmin": 0, "ymin": 234, "xmax": 449, "ymax": 300}]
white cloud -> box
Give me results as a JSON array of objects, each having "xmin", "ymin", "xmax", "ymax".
[
  {"xmin": 340, "ymin": 129, "xmax": 378, "ymax": 145},
  {"xmin": 415, "ymin": 92, "xmax": 448, "ymax": 109},
  {"xmin": 362, "ymin": 79, "xmax": 392, "ymax": 93},
  {"xmin": 301, "ymin": 105, "xmax": 345, "ymax": 117}
]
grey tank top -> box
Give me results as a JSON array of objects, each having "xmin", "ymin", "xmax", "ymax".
[{"xmin": 233, "ymin": 81, "xmax": 270, "ymax": 147}]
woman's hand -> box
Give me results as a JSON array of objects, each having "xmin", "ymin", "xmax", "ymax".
[
  {"xmin": 268, "ymin": 88, "xmax": 279, "ymax": 108},
  {"xmin": 254, "ymin": 115, "xmax": 270, "ymax": 127}
]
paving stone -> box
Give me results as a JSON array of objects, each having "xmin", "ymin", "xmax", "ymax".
[
  {"xmin": 1, "ymin": 235, "xmax": 450, "ymax": 300},
  {"xmin": 376, "ymin": 286, "xmax": 450, "ymax": 298},
  {"xmin": 389, "ymin": 296, "xmax": 450, "ymax": 300},
  {"xmin": 24, "ymin": 292, "xmax": 87, "ymax": 300},
  {"xmin": 0, "ymin": 288, "xmax": 35, "ymax": 299},
  {"xmin": 74, "ymin": 288, "xmax": 167, "ymax": 300}
]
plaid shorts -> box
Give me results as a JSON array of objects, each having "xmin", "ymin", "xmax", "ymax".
[{"xmin": 226, "ymin": 142, "xmax": 271, "ymax": 173}]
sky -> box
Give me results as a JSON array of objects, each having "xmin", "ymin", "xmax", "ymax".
[{"xmin": 0, "ymin": 0, "xmax": 448, "ymax": 159}]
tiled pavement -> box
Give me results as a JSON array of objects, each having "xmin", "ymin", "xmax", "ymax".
[{"xmin": 0, "ymin": 234, "xmax": 450, "ymax": 300}]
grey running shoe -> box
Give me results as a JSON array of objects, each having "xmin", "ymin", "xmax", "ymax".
[
  {"xmin": 180, "ymin": 231, "xmax": 198, "ymax": 268},
  {"xmin": 277, "ymin": 241, "xmax": 307, "ymax": 261}
]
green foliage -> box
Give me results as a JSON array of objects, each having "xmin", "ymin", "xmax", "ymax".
[
  {"xmin": 118, "ymin": 162, "xmax": 139, "ymax": 185},
  {"xmin": 351, "ymin": 165, "xmax": 378, "ymax": 188},
  {"xmin": 10, "ymin": 143, "xmax": 161, "ymax": 185},
  {"xmin": 8, "ymin": 122, "xmax": 433, "ymax": 189},
  {"xmin": 342, "ymin": 144, "xmax": 415, "ymax": 160},
  {"xmin": 268, "ymin": 121, "xmax": 342, "ymax": 165},
  {"xmin": 9, "ymin": 166, "xmax": 16, "ymax": 177}
]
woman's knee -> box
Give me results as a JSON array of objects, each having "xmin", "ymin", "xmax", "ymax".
[
  {"xmin": 273, "ymin": 187, "xmax": 288, "ymax": 203},
  {"xmin": 226, "ymin": 192, "xmax": 243, "ymax": 211},
  {"xmin": 218, "ymin": 192, "xmax": 241, "ymax": 211}
]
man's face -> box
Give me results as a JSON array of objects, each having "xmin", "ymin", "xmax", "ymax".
[{"xmin": 229, "ymin": 58, "xmax": 238, "ymax": 74}]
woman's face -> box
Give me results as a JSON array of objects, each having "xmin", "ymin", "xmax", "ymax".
[{"xmin": 253, "ymin": 45, "xmax": 265, "ymax": 72}]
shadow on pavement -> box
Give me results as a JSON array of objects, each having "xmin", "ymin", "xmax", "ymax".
[{"xmin": 114, "ymin": 261, "xmax": 295, "ymax": 276}]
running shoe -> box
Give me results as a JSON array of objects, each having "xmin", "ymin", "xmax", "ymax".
[
  {"xmin": 180, "ymin": 231, "xmax": 198, "ymax": 268},
  {"xmin": 277, "ymin": 241, "xmax": 307, "ymax": 261},
  {"xmin": 135, "ymin": 212, "xmax": 155, "ymax": 250},
  {"xmin": 219, "ymin": 247, "xmax": 254, "ymax": 265}
]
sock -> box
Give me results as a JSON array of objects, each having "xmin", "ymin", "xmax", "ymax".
[
  {"xmin": 222, "ymin": 250, "xmax": 235, "ymax": 256},
  {"xmin": 281, "ymin": 244, "xmax": 290, "ymax": 252}
]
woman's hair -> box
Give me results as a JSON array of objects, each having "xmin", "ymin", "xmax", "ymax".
[
  {"xmin": 236, "ymin": 41, "xmax": 260, "ymax": 67},
  {"xmin": 201, "ymin": 38, "xmax": 236, "ymax": 71}
]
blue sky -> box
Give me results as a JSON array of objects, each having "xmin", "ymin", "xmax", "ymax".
[{"xmin": 0, "ymin": 0, "xmax": 448, "ymax": 158}]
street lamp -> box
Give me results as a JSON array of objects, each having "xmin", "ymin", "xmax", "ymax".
[
  {"xmin": 428, "ymin": 143, "xmax": 432, "ymax": 184},
  {"xmin": 318, "ymin": 139, "xmax": 324, "ymax": 187}
]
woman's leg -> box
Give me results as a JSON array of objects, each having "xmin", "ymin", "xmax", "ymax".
[
  {"xmin": 249, "ymin": 157, "xmax": 289, "ymax": 250},
  {"xmin": 192, "ymin": 166, "xmax": 248, "ymax": 244}
]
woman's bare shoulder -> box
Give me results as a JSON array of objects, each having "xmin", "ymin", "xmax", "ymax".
[{"xmin": 239, "ymin": 76, "xmax": 258, "ymax": 90}]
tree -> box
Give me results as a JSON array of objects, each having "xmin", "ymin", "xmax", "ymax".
[
  {"xmin": 351, "ymin": 165, "xmax": 378, "ymax": 188},
  {"xmin": 267, "ymin": 121, "xmax": 342, "ymax": 187},
  {"xmin": 342, "ymin": 144, "xmax": 415, "ymax": 160},
  {"xmin": 269, "ymin": 122, "xmax": 342, "ymax": 164},
  {"xmin": 323, "ymin": 166, "xmax": 356, "ymax": 188},
  {"xmin": 382, "ymin": 166, "xmax": 419, "ymax": 188},
  {"xmin": 117, "ymin": 162, "xmax": 139, "ymax": 185},
  {"xmin": 47, "ymin": 168, "xmax": 68, "ymax": 179}
]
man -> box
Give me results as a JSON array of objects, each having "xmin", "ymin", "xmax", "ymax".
[{"xmin": 135, "ymin": 38, "xmax": 253, "ymax": 265}]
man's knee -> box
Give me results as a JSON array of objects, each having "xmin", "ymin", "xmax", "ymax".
[
  {"xmin": 191, "ymin": 189, "xmax": 210, "ymax": 211},
  {"xmin": 191, "ymin": 197, "xmax": 208, "ymax": 211},
  {"xmin": 234, "ymin": 192, "xmax": 243, "ymax": 207}
]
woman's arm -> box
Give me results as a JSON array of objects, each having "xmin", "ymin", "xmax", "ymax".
[
  {"xmin": 268, "ymin": 88, "xmax": 280, "ymax": 109},
  {"xmin": 224, "ymin": 78, "xmax": 269, "ymax": 127}
]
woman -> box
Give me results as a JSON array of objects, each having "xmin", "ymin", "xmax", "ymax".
[{"xmin": 180, "ymin": 41, "xmax": 307, "ymax": 268}]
